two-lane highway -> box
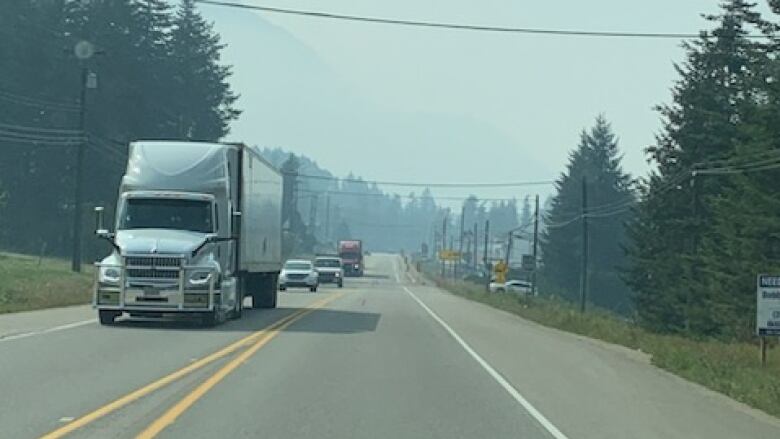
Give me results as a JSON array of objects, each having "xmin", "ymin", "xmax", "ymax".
[{"xmin": 2, "ymin": 254, "xmax": 780, "ymax": 438}]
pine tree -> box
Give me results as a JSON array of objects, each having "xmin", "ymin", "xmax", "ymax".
[
  {"xmin": 541, "ymin": 116, "xmax": 635, "ymax": 311},
  {"xmin": 626, "ymin": 0, "xmax": 774, "ymax": 334},
  {"xmin": 169, "ymin": 0, "xmax": 239, "ymax": 140}
]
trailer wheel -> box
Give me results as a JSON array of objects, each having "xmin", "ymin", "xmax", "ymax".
[
  {"xmin": 251, "ymin": 274, "xmax": 277, "ymax": 309},
  {"xmin": 99, "ymin": 310, "xmax": 119, "ymax": 325}
]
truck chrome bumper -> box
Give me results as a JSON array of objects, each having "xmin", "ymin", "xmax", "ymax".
[{"xmin": 93, "ymin": 263, "xmax": 219, "ymax": 312}]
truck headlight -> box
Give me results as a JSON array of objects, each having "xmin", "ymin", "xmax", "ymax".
[
  {"xmin": 334, "ymin": 272, "xmax": 341, "ymax": 277},
  {"xmin": 188, "ymin": 271, "xmax": 212, "ymax": 286},
  {"xmin": 100, "ymin": 267, "xmax": 121, "ymax": 284}
]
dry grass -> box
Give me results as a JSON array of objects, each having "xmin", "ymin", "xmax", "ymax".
[
  {"xmin": 435, "ymin": 277, "xmax": 780, "ymax": 418},
  {"xmin": 0, "ymin": 252, "xmax": 93, "ymax": 313}
]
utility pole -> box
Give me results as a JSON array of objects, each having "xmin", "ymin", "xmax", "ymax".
[
  {"xmin": 687, "ymin": 171, "xmax": 699, "ymax": 332},
  {"xmin": 532, "ymin": 195, "xmax": 539, "ymax": 296},
  {"xmin": 69, "ymin": 41, "xmax": 100, "ymax": 272},
  {"xmin": 483, "ymin": 219, "xmax": 490, "ymax": 269},
  {"xmin": 505, "ymin": 231, "xmax": 513, "ymax": 265},
  {"xmin": 473, "ymin": 222, "xmax": 478, "ymax": 270},
  {"xmin": 457, "ymin": 204, "xmax": 465, "ymax": 278},
  {"xmin": 308, "ymin": 193, "xmax": 319, "ymax": 237},
  {"xmin": 70, "ymin": 66, "xmax": 88, "ymax": 272},
  {"xmin": 450, "ymin": 235, "xmax": 455, "ymax": 278},
  {"xmin": 580, "ymin": 177, "xmax": 589, "ymax": 313},
  {"xmin": 441, "ymin": 214, "xmax": 447, "ymax": 277},
  {"xmin": 324, "ymin": 195, "xmax": 331, "ymax": 244},
  {"xmin": 483, "ymin": 219, "xmax": 491, "ymax": 291}
]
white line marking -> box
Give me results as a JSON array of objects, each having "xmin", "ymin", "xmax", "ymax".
[
  {"xmin": 0, "ymin": 319, "xmax": 95, "ymax": 343},
  {"xmin": 403, "ymin": 286, "xmax": 569, "ymax": 439},
  {"xmin": 58, "ymin": 417, "xmax": 75, "ymax": 423}
]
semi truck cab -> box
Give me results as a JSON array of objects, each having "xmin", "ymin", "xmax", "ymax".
[{"xmin": 93, "ymin": 141, "xmax": 282, "ymax": 326}]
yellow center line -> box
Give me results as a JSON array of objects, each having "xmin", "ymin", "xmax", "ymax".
[
  {"xmin": 39, "ymin": 295, "xmax": 337, "ymax": 439},
  {"xmin": 136, "ymin": 292, "xmax": 343, "ymax": 439}
]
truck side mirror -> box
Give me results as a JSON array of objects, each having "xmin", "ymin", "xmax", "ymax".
[
  {"xmin": 94, "ymin": 206, "xmax": 109, "ymax": 236},
  {"xmin": 232, "ymin": 211, "xmax": 242, "ymax": 237}
]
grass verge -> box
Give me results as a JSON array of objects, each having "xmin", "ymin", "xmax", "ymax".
[
  {"xmin": 433, "ymin": 277, "xmax": 780, "ymax": 418},
  {"xmin": 0, "ymin": 252, "xmax": 93, "ymax": 314}
]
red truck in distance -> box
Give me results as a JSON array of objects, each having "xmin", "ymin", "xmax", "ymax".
[{"xmin": 338, "ymin": 240, "xmax": 364, "ymax": 277}]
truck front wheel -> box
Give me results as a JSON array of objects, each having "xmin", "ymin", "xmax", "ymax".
[
  {"xmin": 200, "ymin": 308, "xmax": 221, "ymax": 327},
  {"xmin": 99, "ymin": 310, "xmax": 120, "ymax": 325},
  {"xmin": 229, "ymin": 288, "xmax": 243, "ymax": 320}
]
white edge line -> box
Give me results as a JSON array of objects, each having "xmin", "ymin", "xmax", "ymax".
[
  {"xmin": 0, "ymin": 319, "xmax": 96, "ymax": 343},
  {"xmin": 403, "ymin": 286, "xmax": 569, "ymax": 439}
]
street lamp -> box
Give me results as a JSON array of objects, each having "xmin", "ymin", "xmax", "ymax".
[{"xmin": 70, "ymin": 40, "xmax": 98, "ymax": 272}]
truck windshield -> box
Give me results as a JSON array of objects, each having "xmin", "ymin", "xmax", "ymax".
[
  {"xmin": 340, "ymin": 252, "xmax": 360, "ymax": 260},
  {"xmin": 118, "ymin": 198, "xmax": 214, "ymax": 233},
  {"xmin": 315, "ymin": 259, "xmax": 341, "ymax": 267}
]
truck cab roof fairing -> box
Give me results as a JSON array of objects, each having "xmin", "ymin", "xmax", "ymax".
[{"xmin": 120, "ymin": 141, "xmax": 232, "ymax": 195}]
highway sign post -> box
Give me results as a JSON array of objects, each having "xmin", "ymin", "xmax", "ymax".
[{"xmin": 756, "ymin": 274, "xmax": 780, "ymax": 366}]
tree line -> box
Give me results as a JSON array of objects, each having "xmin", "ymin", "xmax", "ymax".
[
  {"xmin": 538, "ymin": 1, "xmax": 780, "ymax": 340},
  {"xmin": 0, "ymin": 0, "xmax": 238, "ymax": 260}
]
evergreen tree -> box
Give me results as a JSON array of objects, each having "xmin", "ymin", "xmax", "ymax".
[
  {"xmin": 541, "ymin": 116, "xmax": 635, "ymax": 312},
  {"xmin": 626, "ymin": 0, "xmax": 774, "ymax": 333},
  {"xmin": 0, "ymin": 0, "xmax": 240, "ymax": 259},
  {"xmin": 169, "ymin": 0, "xmax": 239, "ymax": 140}
]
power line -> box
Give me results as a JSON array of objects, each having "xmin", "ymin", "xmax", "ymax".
[
  {"xmin": 0, "ymin": 122, "xmax": 83, "ymax": 135},
  {"xmin": 297, "ymin": 188, "xmax": 523, "ymax": 202},
  {"xmin": 0, "ymin": 130, "xmax": 85, "ymax": 143},
  {"xmin": 296, "ymin": 173, "xmax": 554, "ymax": 188},
  {"xmin": 195, "ymin": 0, "xmax": 769, "ymax": 40},
  {"xmin": 0, "ymin": 89, "xmax": 80, "ymax": 112},
  {"xmin": 0, "ymin": 136, "xmax": 82, "ymax": 146},
  {"xmin": 696, "ymin": 161, "xmax": 780, "ymax": 175}
]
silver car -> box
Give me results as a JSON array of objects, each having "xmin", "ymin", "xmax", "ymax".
[
  {"xmin": 314, "ymin": 256, "xmax": 344, "ymax": 288},
  {"xmin": 279, "ymin": 260, "xmax": 319, "ymax": 292}
]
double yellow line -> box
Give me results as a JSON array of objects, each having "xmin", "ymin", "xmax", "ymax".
[{"xmin": 41, "ymin": 293, "xmax": 342, "ymax": 439}]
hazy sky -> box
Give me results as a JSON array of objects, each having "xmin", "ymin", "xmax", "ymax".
[{"xmin": 203, "ymin": 1, "xmax": 767, "ymax": 201}]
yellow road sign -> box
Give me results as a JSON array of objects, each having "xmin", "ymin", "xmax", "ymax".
[{"xmin": 438, "ymin": 250, "xmax": 461, "ymax": 261}]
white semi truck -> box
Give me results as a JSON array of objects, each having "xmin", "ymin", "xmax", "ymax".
[{"xmin": 92, "ymin": 141, "xmax": 282, "ymax": 325}]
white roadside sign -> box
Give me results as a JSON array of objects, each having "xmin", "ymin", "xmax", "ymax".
[{"xmin": 757, "ymin": 274, "xmax": 780, "ymax": 336}]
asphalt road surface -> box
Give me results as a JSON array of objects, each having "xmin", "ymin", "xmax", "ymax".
[{"xmin": 2, "ymin": 254, "xmax": 780, "ymax": 439}]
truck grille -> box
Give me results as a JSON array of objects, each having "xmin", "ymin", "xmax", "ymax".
[
  {"xmin": 127, "ymin": 269, "xmax": 179, "ymax": 279},
  {"xmin": 126, "ymin": 256, "xmax": 181, "ymax": 268},
  {"xmin": 125, "ymin": 256, "xmax": 182, "ymax": 281},
  {"xmin": 287, "ymin": 273, "xmax": 307, "ymax": 280}
]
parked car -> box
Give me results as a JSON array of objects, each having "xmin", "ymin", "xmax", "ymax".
[
  {"xmin": 314, "ymin": 256, "xmax": 344, "ymax": 288},
  {"xmin": 279, "ymin": 260, "xmax": 319, "ymax": 292},
  {"xmin": 505, "ymin": 280, "xmax": 533, "ymax": 295},
  {"xmin": 489, "ymin": 279, "xmax": 533, "ymax": 295}
]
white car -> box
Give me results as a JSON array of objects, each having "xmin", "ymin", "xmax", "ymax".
[
  {"xmin": 489, "ymin": 279, "xmax": 533, "ymax": 295},
  {"xmin": 279, "ymin": 260, "xmax": 319, "ymax": 292},
  {"xmin": 314, "ymin": 256, "xmax": 344, "ymax": 288}
]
